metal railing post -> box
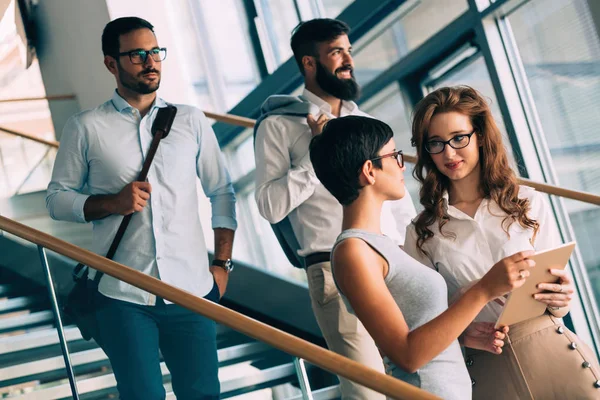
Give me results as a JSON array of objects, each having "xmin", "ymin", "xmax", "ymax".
[
  {"xmin": 294, "ymin": 357, "xmax": 314, "ymax": 400},
  {"xmin": 38, "ymin": 245, "xmax": 80, "ymax": 399}
]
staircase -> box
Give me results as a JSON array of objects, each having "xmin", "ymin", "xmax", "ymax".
[{"xmin": 0, "ymin": 267, "xmax": 341, "ymax": 399}]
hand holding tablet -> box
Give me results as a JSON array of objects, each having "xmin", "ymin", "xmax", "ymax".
[{"xmin": 495, "ymin": 242, "xmax": 576, "ymax": 329}]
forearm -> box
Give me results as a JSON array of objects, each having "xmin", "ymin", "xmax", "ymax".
[
  {"xmin": 83, "ymin": 195, "xmax": 117, "ymax": 221},
  {"xmin": 213, "ymin": 228, "xmax": 235, "ymax": 261},
  {"xmin": 398, "ymin": 286, "xmax": 489, "ymax": 371}
]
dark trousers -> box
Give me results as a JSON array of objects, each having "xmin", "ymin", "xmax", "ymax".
[{"xmin": 94, "ymin": 283, "xmax": 221, "ymax": 400}]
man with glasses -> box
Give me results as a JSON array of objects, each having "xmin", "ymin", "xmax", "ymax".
[
  {"xmin": 46, "ymin": 17, "xmax": 236, "ymax": 399},
  {"xmin": 254, "ymin": 18, "xmax": 416, "ymax": 399}
]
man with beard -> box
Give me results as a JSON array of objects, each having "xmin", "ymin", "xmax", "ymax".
[
  {"xmin": 46, "ymin": 17, "xmax": 236, "ymax": 399},
  {"xmin": 254, "ymin": 18, "xmax": 416, "ymax": 399}
]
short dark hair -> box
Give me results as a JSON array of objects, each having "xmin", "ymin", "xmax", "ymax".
[
  {"xmin": 102, "ymin": 17, "xmax": 155, "ymax": 56},
  {"xmin": 310, "ymin": 116, "xmax": 393, "ymax": 206},
  {"xmin": 290, "ymin": 18, "xmax": 350, "ymax": 75}
]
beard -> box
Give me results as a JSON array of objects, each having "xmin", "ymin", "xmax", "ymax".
[
  {"xmin": 315, "ymin": 60, "xmax": 360, "ymax": 101},
  {"xmin": 118, "ymin": 64, "xmax": 161, "ymax": 94}
]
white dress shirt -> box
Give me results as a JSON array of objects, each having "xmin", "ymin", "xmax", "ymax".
[
  {"xmin": 47, "ymin": 91, "xmax": 237, "ymax": 305},
  {"xmin": 404, "ymin": 186, "xmax": 560, "ymax": 322},
  {"xmin": 254, "ymin": 88, "xmax": 417, "ymax": 256}
]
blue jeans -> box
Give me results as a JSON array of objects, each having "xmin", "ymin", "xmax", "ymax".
[{"xmin": 94, "ymin": 282, "xmax": 221, "ymax": 400}]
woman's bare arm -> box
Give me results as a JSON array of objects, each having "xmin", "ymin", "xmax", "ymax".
[{"xmin": 334, "ymin": 239, "xmax": 533, "ymax": 373}]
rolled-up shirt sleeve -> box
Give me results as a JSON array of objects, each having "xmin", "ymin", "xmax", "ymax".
[
  {"xmin": 196, "ymin": 111, "xmax": 237, "ymax": 230},
  {"xmin": 46, "ymin": 116, "xmax": 90, "ymax": 223}
]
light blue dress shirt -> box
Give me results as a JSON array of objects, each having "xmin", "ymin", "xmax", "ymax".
[{"xmin": 47, "ymin": 91, "xmax": 237, "ymax": 305}]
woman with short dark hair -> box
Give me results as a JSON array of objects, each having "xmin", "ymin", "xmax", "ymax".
[{"xmin": 309, "ymin": 115, "xmax": 533, "ymax": 399}]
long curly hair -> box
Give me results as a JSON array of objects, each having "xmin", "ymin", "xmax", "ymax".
[{"xmin": 411, "ymin": 86, "xmax": 538, "ymax": 252}]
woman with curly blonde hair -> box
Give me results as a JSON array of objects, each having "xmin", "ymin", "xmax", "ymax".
[{"xmin": 405, "ymin": 85, "xmax": 600, "ymax": 399}]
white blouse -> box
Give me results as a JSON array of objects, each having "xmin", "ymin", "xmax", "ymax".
[{"xmin": 404, "ymin": 186, "xmax": 561, "ymax": 322}]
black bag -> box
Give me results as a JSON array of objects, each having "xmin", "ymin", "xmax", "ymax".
[{"xmin": 62, "ymin": 105, "xmax": 178, "ymax": 341}]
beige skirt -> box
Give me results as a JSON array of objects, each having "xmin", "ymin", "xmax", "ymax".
[{"xmin": 465, "ymin": 314, "xmax": 600, "ymax": 399}]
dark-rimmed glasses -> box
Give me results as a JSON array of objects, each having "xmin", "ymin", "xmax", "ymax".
[
  {"xmin": 116, "ymin": 48, "xmax": 167, "ymax": 64},
  {"xmin": 370, "ymin": 150, "xmax": 404, "ymax": 168},
  {"xmin": 425, "ymin": 132, "xmax": 475, "ymax": 154}
]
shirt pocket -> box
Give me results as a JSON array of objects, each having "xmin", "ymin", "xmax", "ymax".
[
  {"xmin": 157, "ymin": 137, "xmax": 198, "ymax": 184},
  {"xmin": 88, "ymin": 147, "xmax": 141, "ymax": 192}
]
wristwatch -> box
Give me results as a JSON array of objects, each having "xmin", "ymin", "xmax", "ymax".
[{"xmin": 212, "ymin": 259, "xmax": 234, "ymax": 273}]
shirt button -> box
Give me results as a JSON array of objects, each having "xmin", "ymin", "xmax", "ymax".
[
  {"xmin": 157, "ymin": 256, "xmax": 161, "ymax": 260},
  {"xmin": 466, "ymin": 357, "xmax": 474, "ymax": 367}
]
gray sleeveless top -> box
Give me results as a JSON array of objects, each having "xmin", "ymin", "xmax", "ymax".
[{"xmin": 332, "ymin": 229, "xmax": 471, "ymax": 400}]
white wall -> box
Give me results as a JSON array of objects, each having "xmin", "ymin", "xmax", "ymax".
[{"xmin": 34, "ymin": 0, "xmax": 113, "ymax": 140}]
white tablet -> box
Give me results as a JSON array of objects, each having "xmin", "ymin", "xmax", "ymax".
[{"xmin": 495, "ymin": 242, "xmax": 576, "ymax": 329}]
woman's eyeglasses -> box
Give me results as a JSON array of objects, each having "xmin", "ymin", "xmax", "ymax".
[
  {"xmin": 369, "ymin": 150, "xmax": 404, "ymax": 168},
  {"xmin": 425, "ymin": 132, "xmax": 475, "ymax": 154}
]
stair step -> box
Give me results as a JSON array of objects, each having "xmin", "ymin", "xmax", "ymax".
[
  {"xmin": 0, "ymin": 295, "xmax": 47, "ymax": 314},
  {"xmin": 0, "ymin": 341, "xmax": 272, "ymax": 388},
  {"xmin": 0, "ymin": 324, "xmax": 233, "ymax": 358},
  {"xmin": 0, "ymin": 326, "xmax": 82, "ymax": 356},
  {"xmin": 286, "ymin": 385, "xmax": 341, "ymax": 400},
  {"xmin": 220, "ymin": 363, "xmax": 296, "ymax": 398},
  {"xmin": 0, "ymin": 311, "xmax": 53, "ymax": 334},
  {"xmin": 5, "ymin": 357, "xmax": 296, "ymax": 399}
]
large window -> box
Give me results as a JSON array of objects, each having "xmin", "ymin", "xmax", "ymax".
[
  {"xmin": 0, "ymin": 0, "xmax": 56, "ymax": 198},
  {"xmin": 194, "ymin": 0, "xmax": 263, "ymax": 109},
  {"xmin": 504, "ymin": 0, "xmax": 600, "ymax": 305},
  {"xmin": 353, "ymin": 0, "xmax": 468, "ymax": 86},
  {"xmin": 320, "ymin": 0, "xmax": 354, "ymax": 17},
  {"xmin": 254, "ymin": 0, "xmax": 301, "ymax": 71},
  {"xmin": 252, "ymin": 0, "xmax": 357, "ymax": 72},
  {"xmin": 360, "ymin": 83, "xmax": 422, "ymax": 210}
]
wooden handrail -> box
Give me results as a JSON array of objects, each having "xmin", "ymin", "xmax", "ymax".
[
  {"xmin": 0, "ymin": 215, "xmax": 439, "ymax": 400},
  {"xmin": 0, "ymin": 126, "xmax": 59, "ymax": 148},
  {"xmin": 0, "ymin": 95, "xmax": 76, "ymax": 103},
  {"xmin": 204, "ymin": 110, "xmax": 256, "ymax": 129},
  {"xmin": 2, "ymin": 108, "xmax": 598, "ymax": 206},
  {"xmin": 518, "ymin": 178, "xmax": 600, "ymax": 206}
]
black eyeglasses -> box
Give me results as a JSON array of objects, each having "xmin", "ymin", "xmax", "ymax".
[
  {"xmin": 116, "ymin": 48, "xmax": 167, "ymax": 64},
  {"xmin": 425, "ymin": 132, "xmax": 475, "ymax": 154},
  {"xmin": 370, "ymin": 150, "xmax": 404, "ymax": 168}
]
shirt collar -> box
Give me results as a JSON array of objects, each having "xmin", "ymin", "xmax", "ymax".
[
  {"xmin": 302, "ymin": 88, "xmax": 358, "ymax": 115},
  {"xmin": 442, "ymin": 190, "xmax": 490, "ymax": 221},
  {"xmin": 111, "ymin": 90, "xmax": 168, "ymax": 114}
]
